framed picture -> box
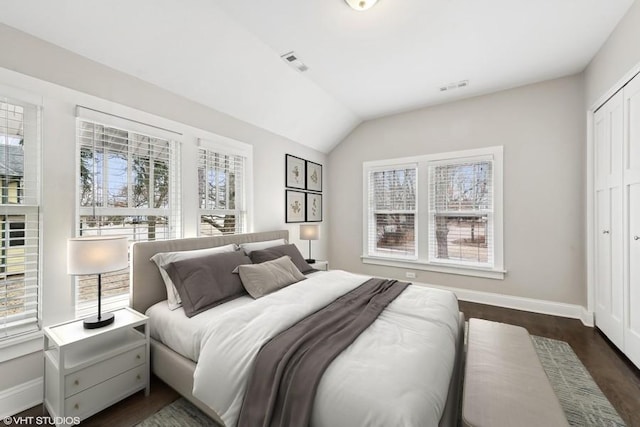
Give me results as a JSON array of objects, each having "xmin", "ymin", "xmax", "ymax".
[
  {"xmin": 306, "ymin": 161, "xmax": 323, "ymax": 192},
  {"xmin": 285, "ymin": 154, "xmax": 306, "ymax": 189},
  {"xmin": 306, "ymin": 192, "xmax": 323, "ymax": 222},
  {"xmin": 286, "ymin": 190, "xmax": 306, "ymax": 223}
]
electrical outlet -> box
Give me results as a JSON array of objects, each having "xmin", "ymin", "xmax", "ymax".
[{"xmin": 405, "ymin": 272, "xmax": 416, "ymax": 279}]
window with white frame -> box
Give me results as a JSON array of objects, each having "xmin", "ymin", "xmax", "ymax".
[
  {"xmin": 198, "ymin": 140, "xmax": 248, "ymax": 236},
  {"xmin": 366, "ymin": 165, "xmax": 417, "ymax": 259},
  {"xmin": 363, "ymin": 146, "xmax": 504, "ymax": 279},
  {"xmin": 76, "ymin": 108, "xmax": 180, "ymax": 316},
  {"xmin": 0, "ymin": 95, "xmax": 41, "ymax": 340}
]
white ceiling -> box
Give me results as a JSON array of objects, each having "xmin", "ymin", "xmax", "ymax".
[{"xmin": 0, "ymin": 0, "xmax": 634, "ymax": 152}]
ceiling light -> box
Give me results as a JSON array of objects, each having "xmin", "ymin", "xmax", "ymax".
[{"xmin": 344, "ymin": 0, "xmax": 379, "ymax": 11}]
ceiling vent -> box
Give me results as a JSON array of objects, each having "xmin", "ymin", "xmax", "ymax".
[
  {"xmin": 281, "ymin": 51, "xmax": 309, "ymax": 72},
  {"xmin": 440, "ymin": 80, "xmax": 469, "ymax": 92}
]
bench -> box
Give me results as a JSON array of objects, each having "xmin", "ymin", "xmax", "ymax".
[{"xmin": 462, "ymin": 318, "xmax": 569, "ymax": 427}]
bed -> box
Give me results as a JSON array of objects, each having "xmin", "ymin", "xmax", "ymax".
[{"xmin": 131, "ymin": 230, "xmax": 465, "ymax": 427}]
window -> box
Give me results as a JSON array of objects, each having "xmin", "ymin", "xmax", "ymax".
[
  {"xmin": 0, "ymin": 96, "xmax": 41, "ymax": 340},
  {"xmin": 366, "ymin": 166, "xmax": 417, "ymax": 259},
  {"xmin": 198, "ymin": 142, "xmax": 247, "ymax": 236},
  {"xmin": 363, "ymin": 147, "xmax": 504, "ymax": 279},
  {"xmin": 429, "ymin": 159, "xmax": 493, "ymax": 267},
  {"xmin": 76, "ymin": 109, "xmax": 180, "ymax": 316}
]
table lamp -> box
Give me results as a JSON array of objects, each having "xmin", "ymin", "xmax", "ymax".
[
  {"xmin": 67, "ymin": 235, "xmax": 129, "ymax": 329},
  {"xmin": 299, "ymin": 224, "xmax": 320, "ymax": 264}
]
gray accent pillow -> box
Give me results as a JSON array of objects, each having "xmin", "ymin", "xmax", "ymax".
[
  {"xmin": 239, "ymin": 238, "xmax": 287, "ymax": 255},
  {"xmin": 150, "ymin": 243, "xmax": 237, "ymax": 310},
  {"xmin": 238, "ymin": 255, "xmax": 306, "ymax": 299},
  {"xmin": 249, "ymin": 243, "xmax": 314, "ymax": 274},
  {"xmin": 164, "ymin": 250, "xmax": 251, "ymax": 318}
]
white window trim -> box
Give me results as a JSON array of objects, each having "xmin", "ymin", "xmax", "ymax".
[{"xmin": 362, "ymin": 146, "xmax": 505, "ymax": 280}]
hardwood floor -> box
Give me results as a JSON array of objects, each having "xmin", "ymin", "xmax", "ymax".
[{"xmin": 16, "ymin": 301, "xmax": 640, "ymax": 426}]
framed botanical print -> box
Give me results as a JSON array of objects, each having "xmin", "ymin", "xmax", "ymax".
[
  {"xmin": 306, "ymin": 161, "xmax": 322, "ymax": 192},
  {"xmin": 286, "ymin": 190, "xmax": 306, "ymax": 223},
  {"xmin": 285, "ymin": 154, "xmax": 306, "ymax": 189},
  {"xmin": 306, "ymin": 192, "xmax": 322, "ymax": 222}
]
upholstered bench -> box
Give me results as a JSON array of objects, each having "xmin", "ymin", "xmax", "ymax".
[{"xmin": 462, "ymin": 318, "xmax": 569, "ymax": 427}]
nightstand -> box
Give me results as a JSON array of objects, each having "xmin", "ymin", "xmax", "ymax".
[
  {"xmin": 310, "ymin": 260, "xmax": 329, "ymax": 271},
  {"xmin": 43, "ymin": 307, "xmax": 149, "ymax": 424}
]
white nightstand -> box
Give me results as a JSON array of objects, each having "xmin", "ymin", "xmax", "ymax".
[
  {"xmin": 43, "ymin": 307, "xmax": 149, "ymax": 424},
  {"xmin": 310, "ymin": 260, "xmax": 329, "ymax": 271}
]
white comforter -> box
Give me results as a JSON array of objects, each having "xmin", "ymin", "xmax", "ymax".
[{"xmin": 193, "ymin": 270, "xmax": 459, "ymax": 427}]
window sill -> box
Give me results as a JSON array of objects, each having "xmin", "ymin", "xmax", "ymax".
[
  {"xmin": 361, "ymin": 256, "xmax": 506, "ymax": 280},
  {"xmin": 0, "ymin": 331, "xmax": 43, "ymax": 363}
]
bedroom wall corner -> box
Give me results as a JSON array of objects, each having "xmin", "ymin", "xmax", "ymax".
[
  {"xmin": 584, "ymin": 0, "xmax": 640, "ymax": 107},
  {"xmin": 327, "ymin": 74, "xmax": 586, "ymax": 308}
]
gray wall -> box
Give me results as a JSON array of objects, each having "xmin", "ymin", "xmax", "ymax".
[
  {"xmin": 0, "ymin": 24, "xmax": 327, "ymax": 394},
  {"xmin": 328, "ymin": 75, "xmax": 586, "ymax": 306},
  {"xmin": 584, "ymin": 0, "xmax": 640, "ymax": 107}
]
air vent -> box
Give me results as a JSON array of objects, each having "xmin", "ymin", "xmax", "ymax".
[
  {"xmin": 440, "ymin": 80, "xmax": 469, "ymax": 92},
  {"xmin": 281, "ymin": 51, "xmax": 309, "ymax": 73}
]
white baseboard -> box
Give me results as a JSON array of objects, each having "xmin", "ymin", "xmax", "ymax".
[
  {"xmin": 0, "ymin": 377, "xmax": 43, "ymax": 419},
  {"xmin": 414, "ymin": 281, "xmax": 594, "ymax": 327}
]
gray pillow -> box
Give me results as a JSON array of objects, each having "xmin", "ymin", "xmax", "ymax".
[
  {"xmin": 165, "ymin": 250, "xmax": 251, "ymax": 317},
  {"xmin": 249, "ymin": 243, "xmax": 314, "ymax": 274},
  {"xmin": 150, "ymin": 243, "xmax": 237, "ymax": 310},
  {"xmin": 237, "ymin": 255, "xmax": 306, "ymax": 299}
]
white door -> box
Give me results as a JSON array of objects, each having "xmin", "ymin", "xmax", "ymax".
[
  {"xmin": 624, "ymin": 73, "xmax": 640, "ymax": 369},
  {"xmin": 594, "ymin": 91, "xmax": 625, "ymax": 349}
]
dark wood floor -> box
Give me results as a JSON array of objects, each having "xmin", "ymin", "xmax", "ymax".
[{"xmin": 17, "ymin": 301, "xmax": 640, "ymax": 426}]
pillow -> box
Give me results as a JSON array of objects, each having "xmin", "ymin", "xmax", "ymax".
[
  {"xmin": 237, "ymin": 255, "xmax": 306, "ymax": 299},
  {"xmin": 164, "ymin": 250, "xmax": 251, "ymax": 318},
  {"xmin": 239, "ymin": 238, "xmax": 287, "ymax": 255},
  {"xmin": 249, "ymin": 243, "xmax": 314, "ymax": 274},
  {"xmin": 151, "ymin": 243, "xmax": 237, "ymax": 310}
]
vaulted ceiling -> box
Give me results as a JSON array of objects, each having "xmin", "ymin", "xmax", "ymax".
[{"xmin": 1, "ymin": 0, "xmax": 634, "ymax": 152}]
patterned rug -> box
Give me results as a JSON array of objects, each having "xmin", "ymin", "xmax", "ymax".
[{"xmin": 137, "ymin": 335, "xmax": 626, "ymax": 427}]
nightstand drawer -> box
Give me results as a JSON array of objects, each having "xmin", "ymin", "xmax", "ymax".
[
  {"xmin": 65, "ymin": 344, "xmax": 146, "ymax": 397},
  {"xmin": 65, "ymin": 364, "xmax": 147, "ymax": 420}
]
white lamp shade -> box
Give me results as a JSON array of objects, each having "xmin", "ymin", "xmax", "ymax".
[
  {"xmin": 300, "ymin": 224, "xmax": 320, "ymax": 241},
  {"xmin": 344, "ymin": 0, "xmax": 379, "ymax": 11},
  {"xmin": 67, "ymin": 236, "xmax": 129, "ymax": 275}
]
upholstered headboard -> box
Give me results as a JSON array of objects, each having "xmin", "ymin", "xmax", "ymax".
[{"xmin": 130, "ymin": 230, "xmax": 289, "ymax": 314}]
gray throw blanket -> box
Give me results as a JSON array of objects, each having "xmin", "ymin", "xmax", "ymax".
[{"xmin": 237, "ymin": 278, "xmax": 410, "ymax": 427}]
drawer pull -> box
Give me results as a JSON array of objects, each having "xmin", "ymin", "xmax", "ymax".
[
  {"xmin": 74, "ymin": 379, "xmax": 79, "ymax": 386},
  {"xmin": 137, "ymin": 374, "xmax": 141, "ymax": 380},
  {"xmin": 136, "ymin": 354, "xmax": 141, "ymax": 360},
  {"xmin": 74, "ymin": 403, "xmax": 79, "ymax": 410}
]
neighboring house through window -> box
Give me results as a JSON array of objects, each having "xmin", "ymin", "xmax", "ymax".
[
  {"xmin": 363, "ymin": 146, "xmax": 504, "ymax": 279},
  {"xmin": 0, "ymin": 95, "xmax": 41, "ymax": 340}
]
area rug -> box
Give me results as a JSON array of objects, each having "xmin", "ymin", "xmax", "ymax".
[{"xmin": 136, "ymin": 335, "xmax": 626, "ymax": 427}]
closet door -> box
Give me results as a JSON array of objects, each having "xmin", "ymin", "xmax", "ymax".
[
  {"xmin": 594, "ymin": 91, "xmax": 625, "ymax": 349},
  {"xmin": 624, "ymin": 73, "xmax": 640, "ymax": 368}
]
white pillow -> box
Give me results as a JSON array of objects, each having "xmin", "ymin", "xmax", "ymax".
[
  {"xmin": 150, "ymin": 243, "xmax": 237, "ymax": 310},
  {"xmin": 239, "ymin": 238, "xmax": 287, "ymax": 255}
]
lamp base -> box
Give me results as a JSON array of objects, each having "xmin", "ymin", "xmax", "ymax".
[
  {"xmin": 83, "ymin": 312, "xmax": 115, "ymax": 329},
  {"xmin": 305, "ymin": 258, "xmax": 316, "ymax": 264}
]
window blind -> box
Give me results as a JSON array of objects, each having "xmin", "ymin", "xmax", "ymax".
[
  {"xmin": 198, "ymin": 147, "xmax": 246, "ymax": 235},
  {"xmin": 76, "ymin": 113, "xmax": 180, "ymax": 316},
  {"xmin": 428, "ymin": 158, "xmax": 493, "ymax": 266},
  {"xmin": 0, "ymin": 97, "xmax": 41, "ymax": 340},
  {"xmin": 367, "ymin": 166, "xmax": 417, "ymax": 258}
]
